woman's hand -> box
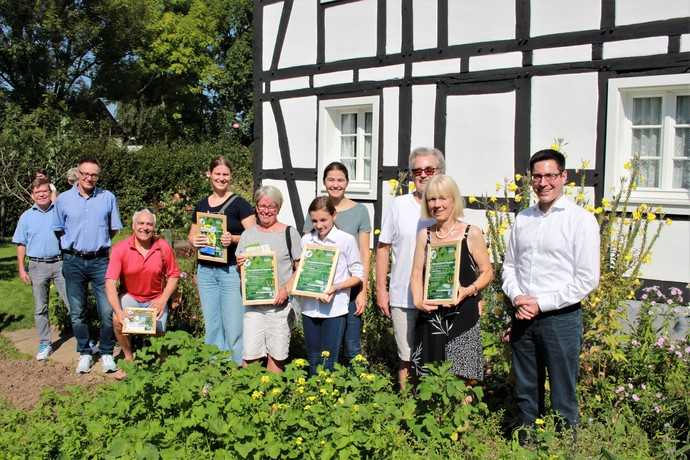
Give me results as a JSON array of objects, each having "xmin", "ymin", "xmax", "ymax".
[
  {"xmin": 274, "ymin": 286, "xmax": 289, "ymax": 306},
  {"xmin": 416, "ymin": 302, "xmax": 439, "ymax": 313},
  {"xmin": 190, "ymin": 234, "xmax": 209, "ymax": 248},
  {"xmin": 319, "ymin": 285, "xmax": 337, "ymax": 304},
  {"xmin": 220, "ymin": 232, "xmax": 233, "ymax": 247},
  {"xmin": 355, "ymin": 290, "xmax": 367, "ymax": 316},
  {"xmin": 236, "ymin": 254, "xmax": 246, "ymax": 268}
]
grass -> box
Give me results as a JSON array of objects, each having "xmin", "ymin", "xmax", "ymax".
[{"xmin": 0, "ymin": 240, "xmax": 34, "ymax": 333}]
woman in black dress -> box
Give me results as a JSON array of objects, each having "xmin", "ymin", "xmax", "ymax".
[{"xmin": 410, "ymin": 175, "xmax": 493, "ymax": 380}]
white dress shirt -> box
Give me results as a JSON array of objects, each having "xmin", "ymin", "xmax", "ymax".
[
  {"xmin": 298, "ymin": 226, "xmax": 364, "ymax": 318},
  {"xmin": 502, "ymin": 195, "xmax": 600, "ymax": 313}
]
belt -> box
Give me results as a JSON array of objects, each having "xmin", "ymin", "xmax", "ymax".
[
  {"xmin": 28, "ymin": 256, "xmax": 63, "ymax": 263},
  {"xmin": 63, "ymin": 248, "xmax": 109, "ymax": 259}
]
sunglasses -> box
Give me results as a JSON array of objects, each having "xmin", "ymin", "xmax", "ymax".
[{"xmin": 411, "ymin": 167, "xmax": 437, "ymax": 177}]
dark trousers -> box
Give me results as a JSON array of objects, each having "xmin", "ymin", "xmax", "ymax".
[
  {"xmin": 511, "ymin": 305, "xmax": 582, "ymax": 428},
  {"xmin": 62, "ymin": 253, "xmax": 114, "ymax": 355},
  {"xmin": 302, "ymin": 314, "xmax": 346, "ymax": 375}
]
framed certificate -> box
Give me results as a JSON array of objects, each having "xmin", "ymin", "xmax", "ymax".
[
  {"xmin": 196, "ymin": 212, "xmax": 227, "ymax": 263},
  {"xmin": 291, "ymin": 244, "xmax": 339, "ymax": 299},
  {"xmin": 424, "ymin": 240, "xmax": 461, "ymax": 305},
  {"xmin": 241, "ymin": 251, "xmax": 279, "ymax": 306},
  {"xmin": 122, "ymin": 307, "xmax": 157, "ymax": 335}
]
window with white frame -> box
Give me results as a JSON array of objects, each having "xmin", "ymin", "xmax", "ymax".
[
  {"xmin": 605, "ymin": 74, "xmax": 690, "ymax": 214},
  {"xmin": 318, "ymin": 96, "xmax": 379, "ymax": 199}
]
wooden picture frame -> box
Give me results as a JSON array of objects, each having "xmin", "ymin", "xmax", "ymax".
[
  {"xmin": 424, "ymin": 240, "xmax": 461, "ymax": 305},
  {"xmin": 290, "ymin": 244, "xmax": 339, "ymax": 299},
  {"xmin": 196, "ymin": 211, "xmax": 228, "ymax": 263},
  {"xmin": 122, "ymin": 307, "xmax": 157, "ymax": 335},
  {"xmin": 241, "ymin": 251, "xmax": 279, "ymax": 306}
]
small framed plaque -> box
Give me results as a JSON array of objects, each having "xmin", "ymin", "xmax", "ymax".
[
  {"xmin": 241, "ymin": 251, "xmax": 279, "ymax": 306},
  {"xmin": 196, "ymin": 212, "xmax": 228, "ymax": 263},
  {"xmin": 122, "ymin": 307, "xmax": 157, "ymax": 335},
  {"xmin": 424, "ymin": 240, "xmax": 461, "ymax": 305},
  {"xmin": 291, "ymin": 244, "xmax": 339, "ymax": 299}
]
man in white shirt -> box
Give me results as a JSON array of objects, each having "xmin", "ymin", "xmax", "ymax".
[
  {"xmin": 502, "ymin": 149, "xmax": 600, "ymax": 430},
  {"xmin": 375, "ymin": 147, "xmax": 444, "ymax": 387}
]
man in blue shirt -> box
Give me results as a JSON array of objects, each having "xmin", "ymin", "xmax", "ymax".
[
  {"xmin": 53, "ymin": 157, "xmax": 123, "ymax": 374},
  {"xmin": 13, "ymin": 177, "xmax": 69, "ymax": 361}
]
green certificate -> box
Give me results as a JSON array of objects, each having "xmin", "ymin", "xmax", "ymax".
[
  {"xmin": 424, "ymin": 241, "xmax": 461, "ymax": 305},
  {"xmin": 241, "ymin": 251, "xmax": 278, "ymax": 306},
  {"xmin": 291, "ymin": 244, "xmax": 339, "ymax": 299},
  {"xmin": 196, "ymin": 212, "xmax": 227, "ymax": 263}
]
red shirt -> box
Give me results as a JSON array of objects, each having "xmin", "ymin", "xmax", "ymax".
[{"xmin": 106, "ymin": 236, "xmax": 181, "ymax": 302}]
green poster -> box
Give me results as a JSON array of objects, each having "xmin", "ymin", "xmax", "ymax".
[
  {"xmin": 292, "ymin": 245, "xmax": 339, "ymax": 298},
  {"xmin": 243, "ymin": 254, "xmax": 277, "ymax": 304},
  {"xmin": 425, "ymin": 242, "xmax": 460, "ymax": 303}
]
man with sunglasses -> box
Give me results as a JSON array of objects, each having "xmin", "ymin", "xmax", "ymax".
[
  {"xmin": 53, "ymin": 157, "xmax": 123, "ymax": 374},
  {"xmin": 375, "ymin": 147, "xmax": 445, "ymax": 388},
  {"xmin": 502, "ymin": 149, "xmax": 600, "ymax": 436}
]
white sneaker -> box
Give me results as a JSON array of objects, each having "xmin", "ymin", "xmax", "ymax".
[
  {"xmin": 76, "ymin": 354, "xmax": 93, "ymax": 374},
  {"xmin": 100, "ymin": 354, "xmax": 118, "ymax": 373},
  {"xmin": 36, "ymin": 344, "xmax": 52, "ymax": 361}
]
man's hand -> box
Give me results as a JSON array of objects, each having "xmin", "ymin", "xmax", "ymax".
[
  {"xmin": 113, "ymin": 308, "xmax": 125, "ymax": 328},
  {"xmin": 376, "ymin": 289, "xmax": 391, "ymax": 318},
  {"xmin": 149, "ymin": 297, "xmax": 166, "ymax": 319},
  {"xmin": 274, "ymin": 286, "xmax": 289, "ymax": 306},
  {"xmin": 18, "ymin": 269, "xmax": 31, "ymax": 285},
  {"xmin": 514, "ymin": 295, "xmax": 540, "ymax": 320},
  {"xmin": 354, "ymin": 291, "xmax": 367, "ymax": 316}
]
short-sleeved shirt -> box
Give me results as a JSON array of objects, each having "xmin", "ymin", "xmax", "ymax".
[
  {"xmin": 52, "ymin": 185, "xmax": 123, "ymax": 252},
  {"xmin": 303, "ymin": 202, "xmax": 371, "ymax": 238},
  {"xmin": 191, "ymin": 194, "xmax": 254, "ymax": 267},
  {"xmin": 105, "ymin": 236, "xmax": 181, "ymax": 302},
  {"xmin": 236, "ymin": 225, "xmax": 303, "ymax": 299},
  {"xmin": 378, "ymin": 194, "xmax": 435, "ymax": 308},
  {"xmin": 12, "ymin": 204, "xmax": 62, "ymax": 258}
]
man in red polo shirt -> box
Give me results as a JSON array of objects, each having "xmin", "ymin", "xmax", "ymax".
[{"xmin": 105, "ymin": 208, "xmax": 180, "ymax": 364}]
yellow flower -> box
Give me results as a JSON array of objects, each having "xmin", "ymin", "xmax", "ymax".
[
  {"xmin": 623, "ymin": 218, "xmax": 631, "ymax": 225},
  {"xmin": 296, "ymin": 387, "xmax": 304, "ymax": 394},
  {"xmin": 489, "ymin": 196, "xmax": 497, "ymax": 203},
  {"xmin": 639, "ymin": 203, "xmax": 648, "ymax": 212},
  {"xmin": 499, "ymin": 204, "xmax": 509, "ymax": 213},
  {"xmin": 468, "ymin": 196, "xmax": 478, "ymax": 204},
  {"xmin": 304, "ymin": 404, "xmax": 311, "ymax": 411},
  {"xmin": 320, "ymin": 388, "xmax": 327, "ymax": 395},
  {"xmin": 514, "ymin": 173, "xmax": 522, "ymax": 181},
  {"xmin": 623, "ymin": 161, "xmax": 632, "ymax": 170},
  {"xmin": 581, "ymin": 159, "xmax": 590, "ymax": 169},
  {"xmin": 388, "ymin": 178, "xmax": 399, "ymax": 191},
  {"xmin": 295, "ymin": 437, "xmax": 303, "ymax": 446},
  {"xmin": 535, "ymin": 418, "xmax": 545, "ymax": 426},
  {"xmin": 567, "ymin": 182, "xmax": 576, "ymax": 187},
  {"xmin": 337, "ymin": 397, "xmax": 345, "ymax": 404},
  {"xmin": 646, "ymin": 212, "xmax": 656, "ymax": 221},
  {"xmin": 487, "ymin": 210, "xmax": 496, "ymax": 217},
  {"xmin": 495, "ymin": 182, "xmax": 502, "ymax": 192},
  {"xmin": 642, "ymin": 254, "xmax": 651, "ymax": 264},
  {"xmin": 624, "ymin": 254, "xmax": 633, "ymax": 262},
  {"xmin": 408, "ymin": 182, "xmax": 416, "ymax": 192},
  {"xmin": 551, "ymin": 143, "xmax": 560, "ymax": 151},
  {"xmin": 353, "ymin": 354, "xmax": 368, "ymax": 363},
  {"xmin": 331, "ymin": 389, "xmax": 339, "ymax": 396},
  {"xmin": 507, "ymin": 182, "xmax": 518, "ymax": 192},
  {"xmin": 576, "ymin": 192, "xmax": 586, "ymax": 202},
  {"xmin": 601, "ymin": 198, "xmax": 610, "ymax": 208},
  {"xmin": 293, "ymin": 358, "xmax": 307, "ymax": 368},
  {"xmin": 514, "ymin": 195, "xmax": 523, "ymax": 203},
  {"xmin": 325, "ymin": 377, "xmax": 334, "ymax": 384},
  {"xmin": 260, "ymin": 375, "xmax": 271, "ymax": 385},
  {"xmin": 297, "ymin": 377, "xmax": 306, "ymax": 385},
  {"xmin": 585, "ymin": 205, "xmax": 595, "ymax": 213},
  {"xmin": 450, "ymin": 432, "xmax": 459, "ymax": 442},
  {"xmin": 374, "ymin": 228, "xmax": 381, "ymax": 235},
  {"xmin": 321, "ymin": 350, "xmax": 330, "ymax": 358},
  {"xmin": 307, "ymin": 395, "xmax": 317, "ymax": 402},
  {"xmin": 665, "ymin": 218, "xmax": 672, "ymax": 225},
  {"xmin": 251, "ymin": 390, "xmax": 263, "ymax": 400},
  {"xmin": 595, "ymin": 207, "xmax": 603, "ymax": 214},
  {"xmin": 352, "ymin": 404, "xmax": 360, "ymax": 412}
]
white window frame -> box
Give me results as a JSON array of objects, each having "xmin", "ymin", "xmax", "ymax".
[
  {"xmin": 605, "ymin": 73, "xmax": 690, "ymax": 215},
  {"xmin": 318, "ymin": 95, "xmax": 380, "ymax": 199}
]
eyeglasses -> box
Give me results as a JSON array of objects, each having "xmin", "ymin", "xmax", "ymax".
[
  {"xmin": 78, "ymin": 170, "xmax": 100, "ymax": 179},
  {"xmin": 411, "ymin": 167, "xmax": 437, "ymax": 177},
  {"xmin": 257, "ymin": 204, "xmax": 278, "ymax": 211},
  {"xmin": 531, "ymin": 172, "xmax": 563, "ymax": 183}
]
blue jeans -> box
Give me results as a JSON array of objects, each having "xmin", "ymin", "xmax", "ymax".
[
  {"xmin": 196, "ymin": 264, "xmax": 244, "ymax": 364},
  {"xmin": 511, "ymin": 306, "xmax": 583, "ymax": 428},
  {"xmin": 302, "ymin": 314, "xmax": 347, "ymax": 375},
  {"xmin": 343, "ymin": 301, "xmax": 362, "ymax": 362},
  {"xmin": 62, "ymin": 253, "xmax": 114, "ymax": 355}
]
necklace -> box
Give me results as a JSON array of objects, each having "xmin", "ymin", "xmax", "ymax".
[{"xmin": 435, "ymin": 221, "xmax": 457, "ymax": 239}]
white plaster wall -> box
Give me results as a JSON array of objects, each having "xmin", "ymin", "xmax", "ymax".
[
  {"xmin": 324, "ymin": 0, "xmax": 377, "ymax": 62},
  {"xmin": 410, "ymin": 85, "xmax": 436, "ymax": 152},
  {"xmin": 278, "ymin": 0, "xmax": 317, "ymax": 69},
  {"xmin": 383, "ymin": 87, "xmax": 400, "ymax": 166},
  {"xmin": 313, "ymin": 70, "xmax": 354, "ymax": 87},
  {"xmin": 639, "ymin": 221, "xmax": 690, "ymax": 283},
  {"xmin": 412, "ymin": 58, "xmax": 461, "ymax": 77},
  {"xmin": 469, "ymin": 52, "xmax": 522, "ymax": 72},
  {"xmin": 359, "ymin": 64, "xmax": 405, "ymax": 81},
  {"xmin": 386, "ymin": 0, "xmax": 402, "ymax": 54},
  {"xmin": 603, "ymin": 37, "xmax": 669, "ymax": 59},
  {"xmin": 532, "ymin": 45, "xmax": 592, "ymax": 66},
  {"xmin": 615, "ymin": 0, "xmax": 690, "ymax": 25},
  {"xmin": 262, "ymin": 2, "xmax": 283, "ymax": 71},
  {"xmin": 281, "ymin": 96, "xmax": 317, "ymax": 169},
  {"xmin": 531, "ymin": 0, "xmax": 600, "ymax": 36},
  {"xmin": 448, "ymin": 0, "xmax": 515, "ymax": 45},
  {"xmin": 261, "ymin": 179, "xmax": 295, "ymax": 226},
  {"xmin": 412, "ymin": 0, "xmax": 437, "ymax": 50},
  {"xmin": 682, "ymin": 34, "xmax": 690, "ymax": 52},
  {"xmin": 531, "ymin": 73, "xmax": 599, "ymax": 169},
  {"xmin": 445, "ymin": 92, "xmax": 516, "ymax": 197},
  {"xmin": 270, "ymin": 76, "xmax": 310, "ymax": 92},
  {"xmin": 297, "ymin": 180, "xmax": 317, "ymax": 230},
  {"xmin": 262, "ymin": 102, "xmax": 282, "ymax": 169}
]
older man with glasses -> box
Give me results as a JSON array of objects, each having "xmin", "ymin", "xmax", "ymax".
[
  {"xmin": 502, "ymin": 149, "xmax": 600, "ymax": 438},
  {"xmin": 53, "ymin": 157, "xmax": 123, "ymax": 374},
  {"xmin": 375, "ymin": 147, "xmax": 445, "ymax": 388}
]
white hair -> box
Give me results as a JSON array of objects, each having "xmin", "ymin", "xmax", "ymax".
[
  {"xmin": 408, "ymin": 147, "xmax": 446, "ymax": 174},
  {"xmin": 132, "ymin": 208, "xmax": 156, "ymax": 227}
]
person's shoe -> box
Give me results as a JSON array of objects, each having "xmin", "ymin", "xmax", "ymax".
[
  {"xmin": 100, "ymin": 354, "xmax": 118, "ymax": 373},
  {"xmin": 76, "ymin": 354, "xmax": 93, "ymax": 374},
  {"xmin": 36, "ymin": 343, "xmax": 52, "ymax": 361}
]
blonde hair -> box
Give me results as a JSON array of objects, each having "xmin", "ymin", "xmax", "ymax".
[{"xmin": 421, "ymin": 175, "xmax": 464, "ymax": 220}]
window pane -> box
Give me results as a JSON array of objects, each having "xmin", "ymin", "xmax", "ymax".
[
  {"xmin": 363, "ymin": 134, "xmax": 372, "ymax": 159},
  {"xmin": 341, "ymin": 135, "xmax": 356, "ymax": 157},
  {"xmin": 364, "ymin": 159, "xmax": 371, "ymax": 181},
  {"xmin": 677, "ymin": 96, "xmax": 690, "ymax": 125},
  {"xmin": 364, "ymin": 111, "xmax": 373, "ymax": 134},
  {"xmin": 632, "ymin": 128, "xmax": 661, "ymax": 157},
  {"xmin": 638, "ymin": 159, "xmax": 660, "ymax": 188},
  {"xmin": 341, "ymin": 113, "xmax": 357, "ymax": 134},
  {"xmin": 673, "ymin": 160, "xmax": 689, "ymax": 189},
  {"xmin": 675, "ymin": 127, "xmax": 690, "ymax": 158},
  {"xmin": 632, "ymin": 97, "xmax": 661, "ymax": 125},
  {"xmin": 341, "ymin": 158, "xmax": 356, "ymax": 178}
]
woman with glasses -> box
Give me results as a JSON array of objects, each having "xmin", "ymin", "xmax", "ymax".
[
  {"xmin": 410, "ymin": 175, "xmax": 493, "ymax": 384},
  {"xmin": 303, "ymin": 162, "xmax": 371, "ymax": 363},
  {"xmin": 236, "ymin": 186, "xmax": 302, "ymax": 373},
  {"xmin": 188, "ymin": 156, "xmax": 255, "ymax": 364}
]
